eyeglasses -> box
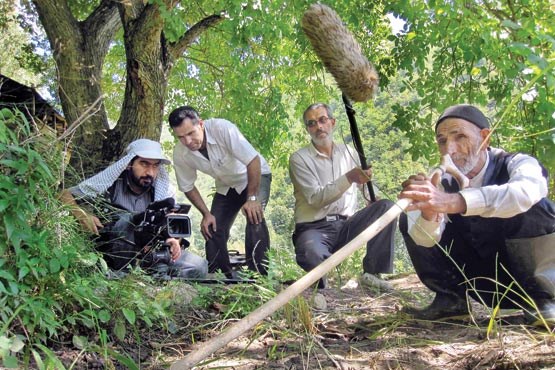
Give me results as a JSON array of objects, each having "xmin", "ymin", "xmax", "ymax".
[{"xmin": 306, "ymin": 116, "xmax": 331, "ymax": 127}]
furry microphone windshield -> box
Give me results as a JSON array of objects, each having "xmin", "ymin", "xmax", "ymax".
[{"xmin": 301, "ymin": 4, "xmax": 379, "ymax": 103}]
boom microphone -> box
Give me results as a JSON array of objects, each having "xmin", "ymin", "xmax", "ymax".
[
  {"xmin": 301, "ymin": 3, "xmax": 379, "ymax": 103},
  {"xmin": 302, "ymin": 4, "xmax": 379, "ymax": 201}
]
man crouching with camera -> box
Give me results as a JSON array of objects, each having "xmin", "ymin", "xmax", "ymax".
[{"xmin": 61, "ymin": 139, "xmax": 208, "ymax": 278}]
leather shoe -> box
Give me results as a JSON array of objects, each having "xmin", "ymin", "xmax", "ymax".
[
  {"xmin": 402, "ymin": 293, "xmax": 469, "ymax": 321},
  {"xmin": 523, "ymin": 299, "xmax": 555, "ymax": 327},
  {"xmin": 360, "ymin": 273, "xmax": 394, "ymax": 293}
]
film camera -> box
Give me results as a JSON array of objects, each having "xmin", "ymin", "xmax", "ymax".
[{"xmin": 133, "ymin": 198, "xmax": 192, "ymax": 265}]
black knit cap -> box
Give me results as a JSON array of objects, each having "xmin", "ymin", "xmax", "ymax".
[{"xmin": 436, "ymin": 104, "xmax": 490, "ymax": 131}]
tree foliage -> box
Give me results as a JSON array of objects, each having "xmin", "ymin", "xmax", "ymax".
[{"xmin": 386, "ymin": 0, "xmax": 554, "ymax": 181}]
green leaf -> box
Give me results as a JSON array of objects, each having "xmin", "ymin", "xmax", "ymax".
[
  {"xmin": 8, "ymin": 282, "xmax": 18, "ymax": 295},
  {"xmin": 2, "ymin": 355, "xmax": 18, "ymax": 368},
  {"xmin": 122, "ymin": 308, "xmax": 136, "ymax": 325},
  {"xmin": 0, "ymin": 270, "xmax": 15, "ymax": 281},
  {"xmin": 72, "ymin": 335, "xmax": 87, "ymax": 350},
  {"xmin": 109, "ymin": 350, "xmax": 140, "ymax": 370},
  {"xmin": 501, "ymin": 19, "xmax": 521, "ymax": 30},
  {"xmin": 49, "ymin": 259, "xmax": 61, "ymax": 274},
  {"xmin": 3, "ymin": 215, "xmax": 15, "ymax": 240},
  {"xmin": 9, "ymin": 336, "xmax": 24, "ymax": 353},
  {"xmin": 31, "ymin": 349, "xmax": 45, "ymax": 370},
  {"xmin": 0, "ymin": 335, "xmax": 10, "ymax": 351},
  {"xmin": 114, "ymin": 320, "xmax": 126, "ymax": 341},
  {"xmin": 18, "ymin": 266, "xmax": 29, "ymax": 280},
  {"xmin": 97, "ymin": 309, "xmax": 111, "ymax": 323}
]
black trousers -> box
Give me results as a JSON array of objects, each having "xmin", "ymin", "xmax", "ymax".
[
  {"xmin": 205, "ymin": 174, "xmax": 271, "ymax": 275},
  {"xmin": 399, "ymin": 213, "xmax": 555, "ymax": 309},
  {"xmin": 293, "ymin": 199, "xmax": 396, "ymax": 280}
]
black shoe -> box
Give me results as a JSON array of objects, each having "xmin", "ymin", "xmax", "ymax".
[
  {"xmin": 403, "ymin": 293, "xmax": 469, "ymax": 321},
  {"xmin": 523, "ymin": 299, "xmax": 555, "ymax": 327}
]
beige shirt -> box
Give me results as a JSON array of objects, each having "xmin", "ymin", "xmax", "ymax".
[{"xmin": 289, "ymin": 142, "xmax": 360, "ymax": 223}]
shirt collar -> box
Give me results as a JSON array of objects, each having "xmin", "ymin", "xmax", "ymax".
[
  {"xmin": 309, "ymin": 141, "xmax": 336, "ymax": 158},
  {"xmin": 204, "ymin": 119, "xmax": 217, "ymax": 145},
  {"xmin": 469, "ymin": 150, "xmax": 489, "ymax": 187}
]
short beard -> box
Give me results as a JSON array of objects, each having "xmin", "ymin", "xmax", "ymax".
[
  {"xmin": 129, "ymin": 171, "xmax": 153, "ymax": 190},
  {"xmin": 311, "ymin": 131, "xmax": 333, "ymax": 147},
  {"xmin": 453, "ymin": 148, "xmax": 482, "ymax": 175}
]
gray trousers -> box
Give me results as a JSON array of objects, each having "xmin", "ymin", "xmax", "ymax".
[{"xmin": 293, "ymin": 199, "xmax": 396, "ymax": 283}]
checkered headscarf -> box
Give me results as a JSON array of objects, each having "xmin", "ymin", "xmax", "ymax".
[{"xmin": 77, "ymin": 140, "xmax": 174, "ymax": 201}]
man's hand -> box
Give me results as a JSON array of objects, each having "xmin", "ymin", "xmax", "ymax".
[
  {"xmin": 346, "ymin": 167, "xmax": 372, "ymax": 185},
  {"xmin": 165, "ymin": 237, "xmax": 182, "ymax": 262},
  {"xmin": 399, "ymin": 173, "xmax": 466, "ymax": 220},
  {"xmin": 60, "ymin": 189, "xmax": 103, "ymax": 234},
  {"xmin": 242, "ymin": 198, "xmax": 264, "ymax": 224},
  {"xmin": 201, "ymin": 213, "xmax": 217, "ymax": 240},
  {"xmin": 75, "ymin": 210, "xmax": 103, "ymax": 234}
]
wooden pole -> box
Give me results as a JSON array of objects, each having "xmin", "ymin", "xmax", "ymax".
[{"xmin": 171, "ymin": 198, "xmax": 411, "ymax": 370}]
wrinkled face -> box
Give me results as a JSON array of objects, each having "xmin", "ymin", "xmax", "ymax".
[
  {"xmin": 172, "ymin": 118, "xmax": 205, "ymax": 151},
  {"xmin": 128, "ymin": 157, "xmax": 161, "ymax": 189},
  {"xmin": 304, "ymin": 106, "xmax": 335, "ymax": 146},
  {"xmin": 436, "ymin": 118, "xmax": 490, "ymax": 176}
]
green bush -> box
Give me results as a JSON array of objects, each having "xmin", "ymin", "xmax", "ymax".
[{"xmin": 0, "ymin": 109, "xmax": 174, "ymax": 368}]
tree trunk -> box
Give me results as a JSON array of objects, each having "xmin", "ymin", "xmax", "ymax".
[
  {"xmin": 104, "ymin": 1, "xmax": 224, "ymax": 166},
  {"xmin": 104, "ymin": 0, "xmax": 169, "ymax": 165},
  {"xmin": 33, "ymin": 0, "xmax": 223, "ymax": 175},
  {"xmin": 32, "ymin": 0, "xmax": 120, "ymax": 177}
]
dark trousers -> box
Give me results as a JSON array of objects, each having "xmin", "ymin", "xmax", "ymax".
[
  {"xmin": 399, "ymin": 213, "xmax": 555, "ymax": 309},
  {"xmin": 205, "ymin": 174, "xmax": 271, "ymax": 275},
  {"xmin": 293, "ymin": 199, "xmax": 396, "ymax": 286}
]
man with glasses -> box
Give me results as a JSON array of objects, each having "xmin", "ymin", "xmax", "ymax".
[
  {"xmin": 168, "ymin": 106, "xmax": 272, "ymax": 278},
  {"xmin": 289, "ymin": 103, "xmax": 396, "ymax": 290}
]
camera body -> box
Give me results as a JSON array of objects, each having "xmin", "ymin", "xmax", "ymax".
[{"xmin": 133, "ymin": 198, "xmax": 192, "ymax": 265}]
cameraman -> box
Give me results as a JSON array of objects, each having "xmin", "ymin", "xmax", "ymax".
[{"xmin": 60, "ymin": 139, "xmax": 208, "ymax": 278}]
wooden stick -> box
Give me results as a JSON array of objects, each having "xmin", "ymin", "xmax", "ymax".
[{"xmin": 171, "ymin": 198, "xmax": 411, "ymax": 370}]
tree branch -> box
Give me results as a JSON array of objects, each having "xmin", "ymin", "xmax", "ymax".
[
  {"xmin": 32, "ymin": 0, "xmax": 81, "ymax": 55},
  {"xmin": 81, "ymin": 0, "xmax": 121, "ymax": 50},
  {"xmin": 169, "ymin": 13, "xmax": 225, "ymax": 59}
]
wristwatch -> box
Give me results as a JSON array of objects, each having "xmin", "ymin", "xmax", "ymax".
[{"xmin": 248, "ymin": 195, "xmax": 258, "ymax": 201}]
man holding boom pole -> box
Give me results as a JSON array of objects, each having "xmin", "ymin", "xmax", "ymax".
[
  {"xmin": 289, "ymin": 103, "xmax": 396, "ymax": 290},
  {"xmin": 399, "ymin": 104, "xmax": 555, "ymax": 325}
]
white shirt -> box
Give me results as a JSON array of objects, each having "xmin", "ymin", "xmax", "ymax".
[
  {"xmin": 289, "ymin": 142, "xmax": 361, "ymax": 223},
  {"xmin": 408, "ymin": 148, "xmax": 549, "ymax": 247},
  {"xmin": 173, "ymin": 118, "xmax": 271, "ymax": 195}
]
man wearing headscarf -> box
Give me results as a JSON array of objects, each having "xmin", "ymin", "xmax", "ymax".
[{"xmin": 61, "ymin": 139, "xmax": 207, "ymax": 278}]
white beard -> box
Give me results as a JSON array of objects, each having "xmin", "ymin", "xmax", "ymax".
[
  {"xmin": 453, "ymin": 150, "xmax": 481, "ymax": 175},
  {"xmin": 311, "ymin": 131, "xmax": 333, "ymax": 147}
]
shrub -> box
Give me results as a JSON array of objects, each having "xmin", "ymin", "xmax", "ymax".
[{"xmin": 0, "ymin": 109, "xmax": 174, "ymax": 368}]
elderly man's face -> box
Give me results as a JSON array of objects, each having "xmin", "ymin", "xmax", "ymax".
[
  {"xmin": 436, "ymin": 118, "xmax": 490, "ymax": 177},
  {"xmin": 129, "ymin": 157, "xmax": 161, "ymax": 189},
  {"xmin": 304, "ymin": 106, "xmax": 335, "ymax": 146}
]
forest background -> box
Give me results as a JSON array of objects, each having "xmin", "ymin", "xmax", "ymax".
[{"xmin": 1, "ymin": 0, "xmax": 554, "ymax": 368}]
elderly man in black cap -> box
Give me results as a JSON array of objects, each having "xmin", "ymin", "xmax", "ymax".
[{"xmin": 399, "ymin": 104, "xmax": 555, "ymax": 325}]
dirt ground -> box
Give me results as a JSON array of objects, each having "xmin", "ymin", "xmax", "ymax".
[{"xmin": 55, "ymin": 274, "xmax": 555, "ymax": 369}]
